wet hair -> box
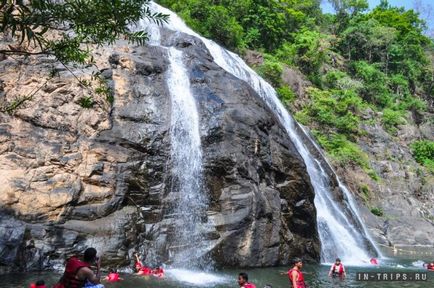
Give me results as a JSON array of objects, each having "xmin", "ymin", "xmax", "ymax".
[
  {"xmin": 264, "ymin": 285, "xmax": 273, "ymax": 288},
  {"xmin": 336, "ymin": 258, "xmax": 341, "ymax": 262},
  {"xmin": 239, "ymin": 272, "xmax": 248, "ymax": 282},
  {"xmin": 109, "ymin": 268, "xmax": 116, "ymax": 273},
  {"xmin": 292, "ymin": 257, "xmax": 302, "ymax": 265},
  {"xmin": 84, "ymin": 247, "xmax": 97, "ymax": 262},
  {"xmin": 35, "ymin": 280, "xmax": 45, "ymax": 285}
]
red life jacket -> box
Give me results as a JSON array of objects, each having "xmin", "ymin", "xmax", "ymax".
[
  {"xmin": 244, "ymin": 283, "xmax": 256, "ymax": 288},
  {"xmin": 107, "ymin": 273, "xmax": 120, "ymax": 282},
  {"xmin": 288, "ymin": 268, "xmax": 306, "ymax": 288},
  {"xmin": 58, "ymin": 257, "xmax": 91, "ymax": 288},
  {"xmin": 370, "ymin": 258, "xmax": 378, "ymax": 265},
  {"xmin": 427, "ymin": 263, "xmax": 434, "ymax": 271},
  {"xmin": 331, "ymin": 263, "xmax": 345, "ymax": 275},
  {"xmin": 152, "ymin": 268, "xmax": 164, "ymax": 278},
  {"xmin": 140, "ymin": 266, "xmax": 152, "ymax": 275}
]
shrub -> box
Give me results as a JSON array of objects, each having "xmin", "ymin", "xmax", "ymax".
[
  {"xmin": 359, "ymin": 184, "xmax": 371, "ymax": 202},
  {"xmin": 79, "ymin": 96, "xmax": 94, "ymax": 108},
  {"xmin": 382, "ymin": 108, "xmax": 406, "ymax": 133},
  {"xmin": 314, "ymin": 132, "xmax": 370, "ymax": 169},
  {"xmin": 410, "ymin": 140, "xmax": 434, "ymax": 168},
  {"xmin": 370, "ymin": 207, "xmax": 384, "ymax": 217},
  {"xmin": 257, "ymin": 55, "xmax": 283, "ymax": 87},
  {"xmin": 277, "ymin": 86, "xmax": 296, "ymax": 106}
]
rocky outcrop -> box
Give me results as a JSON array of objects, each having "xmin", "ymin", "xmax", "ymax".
[
  {"xmin": 0, "ymin": 28, "xmax": 319, "ymax": 272},
  {"xmin": 341, "ymin": 115, "xmax": 434, "ymax": 250}
]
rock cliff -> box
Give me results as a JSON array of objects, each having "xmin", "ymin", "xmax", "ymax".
[{"xmin": 0, "ymin": 27, "xmax": 320, "ymax": 272}]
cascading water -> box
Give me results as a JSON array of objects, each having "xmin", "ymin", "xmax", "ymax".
[
  {"xmin": 165, "ymin": 47, "xmax": 209, "ymax": 268},
  {"xmin": 146, "ymin": 2, "xmax": 382, "ymax": 265}
]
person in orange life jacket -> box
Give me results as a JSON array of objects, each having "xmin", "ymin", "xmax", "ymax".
[
  {"xmin": 238, "ymin": 272, "xmax": 256, "ymax": 288},
  {"xmin": 105, "ymin": 268, "xmax": 123, "ymax": 282},
  {"xmin": 134, "ymin": 253, "xmax": 152, "ymax": 275},
  {"xmin": 54, "ymin": 247, "xmax": 102, "ymax": 288},
  {"xmin": 30, "ymin": 280, "xmax": 46, "ymax": 288},
  {"xmin": 328, "ymin": 258, "xmax": 346, "ymax": 279},
  {"xmin": 285, "ymin": 258, "xmax": 307, "ymax": 288}
]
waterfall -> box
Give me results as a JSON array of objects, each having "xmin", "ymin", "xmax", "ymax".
[
  {"xmin": 165, "ymin": 47, "xmax": 209, "ymax": 268},
  {"xmin": 145, "ymin": 2, "xmax": 382, "ymax": 265}
]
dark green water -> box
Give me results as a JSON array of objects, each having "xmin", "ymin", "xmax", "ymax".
[{"xmin": 1, "ymin": 258, "xmax": 433, "ymax": 288}]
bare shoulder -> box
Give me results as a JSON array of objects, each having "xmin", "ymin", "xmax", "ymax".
[{"xmin": 77, "ymin": 266, "xmax": 93, "ymax": 279}]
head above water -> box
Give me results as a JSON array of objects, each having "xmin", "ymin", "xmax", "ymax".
[
  {"xmin": 335, "ymin": 258, "xmax": 341, "ymax": 263},
  {"xmin": 83, "ymin": 247, "xmax": 97, "ymax": 263},
  {"xmin": 238, "ymin": 272, "xmax": 248, "ymax": 286},
  {"xmin": 292, "ymin": 257, "xmax": 303, "ymax": 268}
]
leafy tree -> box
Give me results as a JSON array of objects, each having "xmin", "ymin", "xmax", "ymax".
[
  {"xmin": 0, "ymin": 0, "xmax": 168, "ymax": 112},
  {"xmin": 157, "ymin": 0, "xmax": 321, "ymax": 51},
  {"xmin": 0, "ymin": 0, "xmax": 168, "ymax": 62}
]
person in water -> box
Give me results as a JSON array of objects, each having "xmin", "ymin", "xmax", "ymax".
[
  {"xmin": 152, "ymin": 265, "xmax": 165, "ymax": 278},
  {"xmin": 30, "ymin": 280, "xmax": 47, "ymax": 288},
  {"xmin": 370, "ymin": 258, "xmax": 378, "ymax": 265},
  {"xmin": 238, "ymin": 272, "xmax": 256, "ymax": 288},
  {"xmin": 134, "ymin": 253, "xmax": 152, "ymax": 275},
  {"xmin": 54, "ymin": 247, "xmax": 103, "ymax": 288},
  {"xmin": 105, "ymin": 268, "xmax": 123, "ymax": 282},
  {"xmin": 425, "ymin": 261, "xmax": 434, "ymax": 271},
  {"xmin": 286, "ymin": 258, "xmax": 306, "ymax": 288},
  {"xmin": 328, "ymin": 258, "xmax": 346, "ymax": 279}
]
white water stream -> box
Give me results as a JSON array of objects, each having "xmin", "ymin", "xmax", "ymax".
[{"xmin": 166, "ymin": 47, "xmax": 209, "ymax": 268}]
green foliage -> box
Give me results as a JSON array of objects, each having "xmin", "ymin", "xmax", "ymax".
[
  {"xmin": 280, "ymin": 29, "xmax": 331, "ymax": 75},
  {"xmin": 157, "ymin": 0, "xmax": 321, "ymax": 51},
  {"xmin": 256, "ymin": 55, "xmax": 283, "ymax": 87},
  {"xmin": 301, "ymin": 87, "xmax": 363, "ymax": 135},
  {"xmin": 277, "ymin": 86, "xmax": 296, "ymax": 106},
  {"xmin": 410, "ymin": 140, "xmax": 434, "ymax": 169},
  {"xmin": 314, "ymin": 131, "xmax": 370, "ymax": 169},
  {"xmin": 0, "ymin": 0, "xmax": 169, "ymax": 63},
  {"xmin": 79, "ymin": 96, "xmax": 94, "ymax": 108},
  {"xmin": 370, "ymin": 207, "xmax": 384, "ymax": 217},
  {"xmin": 381, "ymin": 108, "xmax": 405, "ymax": 133},
  {"xmin": 359, "ymin": 184, "xmax": 371, "ymax": 202}
]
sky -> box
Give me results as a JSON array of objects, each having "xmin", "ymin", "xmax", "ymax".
[{"xmin": 321, "ymin": 0, "xmax": 434, "ymax": 32}]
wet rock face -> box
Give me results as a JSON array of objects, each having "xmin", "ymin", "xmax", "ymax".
[{"xmin": 0, "ymin": 29, "xmax": 319, "ymax": 272}]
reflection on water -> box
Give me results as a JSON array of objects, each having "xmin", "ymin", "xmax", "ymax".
[{"xmin": 1, "ymin": 258, "xmax": 433, "ymax": 288}]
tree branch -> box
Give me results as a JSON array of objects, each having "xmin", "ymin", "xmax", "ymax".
[{"xmin": 0, "ymin": 49, "xmax": 52, "ymax": 56}]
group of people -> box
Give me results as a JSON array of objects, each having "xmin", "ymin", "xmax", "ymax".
[
  {"xmin": 34, "ymin": 246, "xmax": 434, "ymax": 288},
  {"xmin": 31, "ymin": 247, "xmax": 165, "ymax": 288},
  {"xmin": 239, "ymin": 256, "xmax": 382, "ymax": 288}
]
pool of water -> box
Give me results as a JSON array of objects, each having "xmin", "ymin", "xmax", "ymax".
[{"xmin": 2, "ymin": 257, "xmax": 433, "ymax": 288}]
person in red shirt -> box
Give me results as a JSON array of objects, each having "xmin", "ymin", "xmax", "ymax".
[
  {"xmin": 134, "ymin": 253, "xmax": 152, "ymax": 276},
  {"xmin": 285, "ymin": 258, "xmax": 306, "ymax": 288},
  {"xmin": 328, "ymin": 258, "xmax": 346, "ymax": 279},
  {"xmin": 105, "ymin": 268, "xmax": 123, "ymax": 282},
  {"xmin": 238, "ymin": 272, "xmax": 256, "ymax": 288}
]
